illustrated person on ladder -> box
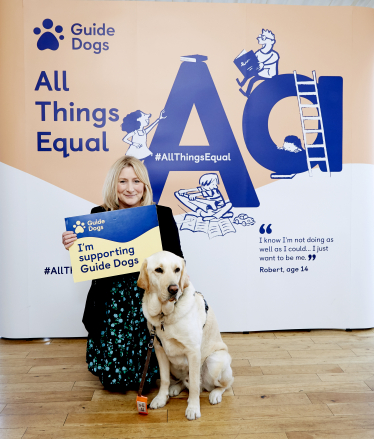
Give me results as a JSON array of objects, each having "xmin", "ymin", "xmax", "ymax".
[{"xmin": 238, "ymin": 29, "xmax": 279, "ymax": 97}]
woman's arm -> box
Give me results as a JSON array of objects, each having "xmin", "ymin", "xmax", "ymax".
[{"xmin": 157, "ymin": 205, "xmax": 184, "ymax": 259}]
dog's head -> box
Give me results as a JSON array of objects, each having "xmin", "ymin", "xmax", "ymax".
[{"xmin": 138, "ymin": 251, "xmax": 189, "ymax": 307}]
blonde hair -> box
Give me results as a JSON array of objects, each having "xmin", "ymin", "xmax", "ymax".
[{"xmin": 102, "ymin": 156, "xmax": 153, "ymax": 210}]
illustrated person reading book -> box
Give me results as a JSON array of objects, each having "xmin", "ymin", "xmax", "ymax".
[
  {"xmin": 121, "ymin": 109, "xmax": 167, "ymax": 160},
  {"xmin": 175, "ymin": 173, "xmax": 233, "ymax": 222},
  {"xmin": 236, "ymin": 29, "xmax": 279, "ymax": 97}
]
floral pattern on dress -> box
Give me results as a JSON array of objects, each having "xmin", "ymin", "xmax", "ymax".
[{"xmin": 86, "ymin": 273, "xmax": 159, "ymax": 391}]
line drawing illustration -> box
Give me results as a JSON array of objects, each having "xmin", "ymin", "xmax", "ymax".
[
  {"xmin": 294, "ymin": 70, "xmax": 331, "ymax": 177},
  {"xmin": 235, "ymin": 29, "xmax": 279, "ymax": 97},
  {"xmin": 121, "ymin": 109, "xmax": 167, "ymax": 160},
  {"xmin": 175, "ymin": 173, "xmax": 239, "ymax": 239}
]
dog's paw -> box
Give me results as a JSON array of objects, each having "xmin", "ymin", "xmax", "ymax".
[
  {"xmin": 169, "ymin": 382, "xmax": 184, "ymax": 397},
  {"xmin": 149, "ymin": 394, "xmax": 169, "ymax": 409},
  {"xmin": 209, "ymin": 388, "xmax": 223, "ymax": 405},
  {"xmin": 185, "ymin": 404, "xmax": 201, "ymax": 421}
]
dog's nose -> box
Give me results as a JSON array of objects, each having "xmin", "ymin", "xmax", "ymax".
[{"xmin": 168, "ymin": 285, "xmax": 179, "ymax": 295}]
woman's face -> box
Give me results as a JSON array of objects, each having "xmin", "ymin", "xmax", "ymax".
[{"xmin": 117, "ymin": 166, "xmax": 145, "ymax": 209}]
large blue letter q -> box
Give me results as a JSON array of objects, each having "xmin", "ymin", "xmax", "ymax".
[{"xmin": 243, "ymin": 73, "xmax": 343, "ymax": 175}]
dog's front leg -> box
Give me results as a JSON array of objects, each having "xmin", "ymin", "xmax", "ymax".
[
  {"xmin": 149, "ymin": 342, "xmax": 170, "ymax": 409},
  {"xmin": 185, "ymin": 350, "xmax": 201, "ymax": 420}
]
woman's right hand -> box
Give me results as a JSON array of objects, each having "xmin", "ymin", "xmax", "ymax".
[{"xmin": 62, "ymin": 231, "xmax": 77, "ymax": 250}]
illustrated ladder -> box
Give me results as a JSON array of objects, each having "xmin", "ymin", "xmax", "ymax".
[{"xmin": 293, "ymin": 70, "xmax": 330, "ymax": 177}]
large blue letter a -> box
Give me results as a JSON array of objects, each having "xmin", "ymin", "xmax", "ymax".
[{"xmin": 148, "ymin": 55, "xmax": 259, "ymax": 207}]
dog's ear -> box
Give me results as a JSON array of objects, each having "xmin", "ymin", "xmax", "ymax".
[
  {"xmin": 179, "ymin": 260, "xmax": 190, "ymax": 291},
  {"xmin": 137, "ymin": 259, "xmax": 149, "ymax": 291}
]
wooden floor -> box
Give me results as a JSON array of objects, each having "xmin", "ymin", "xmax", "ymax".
[{"xmin": 0, "ymin": 329, "xmax": 374, "ymax": 439}]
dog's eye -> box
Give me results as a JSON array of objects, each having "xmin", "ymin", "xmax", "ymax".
[
  {"xmin": 155, "ymin": 267, "xmax": 163, "ymax": 273},
  {"xmin": 175, "ymin": 268, "xmax": 180, "ymax": 273}
]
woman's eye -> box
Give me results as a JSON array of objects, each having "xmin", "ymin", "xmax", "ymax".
[
  {"xmin": 175, "ymin": 268, "xmax": 180, "ymax": 273},
  {"xmin": 155, "ymin": 267, "xmax": 163, "ymax": 273}
]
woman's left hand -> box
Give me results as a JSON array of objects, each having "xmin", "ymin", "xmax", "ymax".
[
  {"xmin": 62, "ymin": 231, "xmax": 77, "ymax": 250},
  {"xmin": 159, "ymin": 109, "xmax": 167, "ymax": 120}
]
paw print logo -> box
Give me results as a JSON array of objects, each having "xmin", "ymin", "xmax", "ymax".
[
  {"xmin": 73, "ymin": 221, "xmax": 86, "ymax": 234},
  {"xmin": 33, "ymin": 19, "xmax": 64, "ymax": 51}
]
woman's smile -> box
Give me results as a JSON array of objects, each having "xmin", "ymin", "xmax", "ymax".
[{"xmin": 117, "ymin": 166, "xmax": 145, "ymax": 209}]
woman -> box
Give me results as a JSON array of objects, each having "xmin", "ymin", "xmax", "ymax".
[{"xmin": 62, "ymin": 156, "xmax": 183, "ymax": 391}]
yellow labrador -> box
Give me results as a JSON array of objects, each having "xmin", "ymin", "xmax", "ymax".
[{"xmin": 138, "ymin": 251, "xmax": 234, "ymax": 421}]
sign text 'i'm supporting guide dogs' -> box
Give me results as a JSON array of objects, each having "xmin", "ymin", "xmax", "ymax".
[{"xmin": 65, "ymin": 205, "xmax": 163, "ymax": 282}]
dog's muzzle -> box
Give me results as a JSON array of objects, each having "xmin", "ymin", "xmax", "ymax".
[{"xmin": 167, "ymin": 284, "xmax": 179, "ymax": 299}]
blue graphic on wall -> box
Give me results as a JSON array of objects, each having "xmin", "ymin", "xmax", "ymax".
[
  {"xmin": 34, "ymin": 19, "xmax": 64, "ymax": 51},
  {"xmin": 175, "ymin": 173, "xmax": 233, "ymax": 238},
  {"xmin": 146, "ymin": 55, "xmax": 259, "ymax": 208},
  {"xmin": 235, "ymin": 30, "xmax": 342, "ymax": 179},
  {"xmin": 242, "ymin": 72, "xmax": 343, "ymax": 178},
  {"xmin": 278, "ymin": 135, "xmax": 303, "ymax": 153},
  {"xmin": 121, "ymin": 110, "xmax": 167, "ymax": 160},
  {"xmin": 235, "ymin": 30, "xmax": 279, "ymax": 97},
  {"xmin": 122, "ymin": 45, "xmax": 342, "ymax": 209},
  {"xmin": 174, "ymin": 172, "xmax": 254, "ymax": 239}
]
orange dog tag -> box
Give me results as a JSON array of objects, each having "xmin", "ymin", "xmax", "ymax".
[{"xmin": 136, "ymin": 395, "xmax": 148, "ymax": 415}]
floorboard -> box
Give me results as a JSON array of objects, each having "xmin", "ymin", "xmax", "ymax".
[{"xmin": 0, "ymin": 329, "xmax": 372, "ymax": 438}]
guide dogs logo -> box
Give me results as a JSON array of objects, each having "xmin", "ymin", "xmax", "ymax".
[
  {"xmin": 73, "ymin": 221, "xmax": 85, "ymax": 234},
  {"xmin": 34, "ymin": 19, "xmax": 64, "ymax": 51}
]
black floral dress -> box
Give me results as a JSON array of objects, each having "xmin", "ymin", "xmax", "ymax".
[
  {"xmin": 86, "ymin": 273, "xmax": 159, "ymax": 391},
  {"xmin": 83, "ymin": 204, "xmax": 184, "ymax": 392}
]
